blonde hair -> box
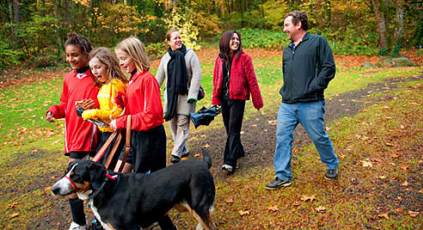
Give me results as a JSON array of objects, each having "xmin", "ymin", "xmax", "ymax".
[
  {"xmin": 89, "ymin": 47, "xmax": 128, "ymax": 83},
  {"xmin": 115, "ymin": 36, "xmax": 150, "ymax": 72}
]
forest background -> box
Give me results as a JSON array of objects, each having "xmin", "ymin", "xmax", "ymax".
[{"xmin": 1, "ymin": 0, "xmax": 422, "ymax": 72}]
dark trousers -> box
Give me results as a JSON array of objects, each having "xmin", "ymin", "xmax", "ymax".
[
  {"xmin": 131, "ymin": 125, "xmax": 167, "ymax": 174},
  {"xmin": 221, "ymin": 99, "xmax": 246, "ymax": 167}
]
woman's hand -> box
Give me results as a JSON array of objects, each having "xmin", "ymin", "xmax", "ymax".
[
  {"xmin": 110, "ymin": 119, "xmax": 117, "ymax": 131},
  {"xmin": 75, "ymin": 99, "xmax": 95, "ymax": 110}
]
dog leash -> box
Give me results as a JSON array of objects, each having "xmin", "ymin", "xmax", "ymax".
[{"xmin": 117, "ymin": 115, "xmax": 131, "ymax": 172}]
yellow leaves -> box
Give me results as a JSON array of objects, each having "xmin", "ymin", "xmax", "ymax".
[{"xmin": 72, "ymin": 0, "xmax": 90, "ymax": 7}]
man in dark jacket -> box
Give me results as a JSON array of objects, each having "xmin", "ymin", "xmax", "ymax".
[{"xmin": 265, "ymin": 11, "xmax": 339, "ymax": 190}]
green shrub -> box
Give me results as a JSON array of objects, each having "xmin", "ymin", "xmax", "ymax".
[
  {"xmin": 236, "ymin": 28, "xmax": 287, "ymax": 49},
  {"xmin": 146, "ymin": 42, "xmax": 166, "ymax": 60},
  {"xmin": 0, "ymin": 40, "xmax": 23, "ymax": 70}
]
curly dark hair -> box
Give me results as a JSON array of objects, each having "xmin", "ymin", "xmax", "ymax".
[
  {"xmin": 285, "ymin": 10, "xmax": 308, "ymax": 31},
  {"xmin": 64, "ymin": 32, "xmax": 92, "ymax": 55}
]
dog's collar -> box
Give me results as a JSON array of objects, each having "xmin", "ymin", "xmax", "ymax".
[
  {"xmin": 89, "ymin": 173, "xmax": 118, "ymax": 199},
  {"xmin": 64, "ymin": 175, "xmax": 78, "ymax": 192}
]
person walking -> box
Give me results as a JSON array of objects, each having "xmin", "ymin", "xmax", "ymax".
[
  {"xmin": 265, "ymin": 11, "xmax": 339, "ymax": 190},
  {"xmin": 156, "ymin": 28, "xmax": 202, "ymax": 164},
  {"xmin": 212, "ymin": 30, "xmax": 263, "ymax": 175},
  {"xmin": 46, "ymin": 32, "xmax": 99, "ymax": 230}
]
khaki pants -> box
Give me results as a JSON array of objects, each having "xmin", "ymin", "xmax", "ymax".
[{"xmin": 169, "ymin": 114, "xmax": 190, "ymax": 157}]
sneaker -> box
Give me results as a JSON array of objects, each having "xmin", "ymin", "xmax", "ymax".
[
  {"xmin": 325, "ymin": 168, "xmax": 338, "ymax": 180},
  {"xmin": 265, "ymin": 177, "xmax": 292, "ymax": 190},
  {"xmin": 170, "ymin": 155, "xmax": 181, "ymax": 164},
  {"xmin": 69, "ymin": 222, "xmax": 87, "ymax": 230},
  {"xmin": 221, "ymin": 164, "xmax": 234, "ymax": 174}
]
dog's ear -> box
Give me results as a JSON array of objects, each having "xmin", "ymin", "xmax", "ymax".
[{"xmin": 87, "ymin": 161, "xmax": 106, "ymax": 191}]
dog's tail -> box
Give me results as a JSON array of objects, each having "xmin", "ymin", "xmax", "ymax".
[{"xmin": 202, "ymin": 148, "xmax": 212, "ymax": 169}]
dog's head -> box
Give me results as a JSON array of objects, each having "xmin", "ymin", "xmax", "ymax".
[{"xmin": 51, "ymin": 160, "xmax": 106, "ymax": 199}]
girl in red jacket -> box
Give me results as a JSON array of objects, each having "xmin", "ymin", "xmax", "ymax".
[
  {"xmin": 46, "ymin": 33, "xmax": 99, "ymax": 230},
  {"xmin": 212, "ymin": 31, "xmax": 264, "ymax": 175},
  {"xmin": 111, "ymin": 37, "xmax": 166, "ymax": 174},
  {"xmin": 111, "ymin": 36, "xmax": 175, "ymax": 229}
]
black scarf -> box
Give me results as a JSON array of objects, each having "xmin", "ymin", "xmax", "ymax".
[{"xmin": 165, "ymin": 44, "xmax": 188, "ymax": 121}]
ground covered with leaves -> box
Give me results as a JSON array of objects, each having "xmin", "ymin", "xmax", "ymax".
[{"xmin": 0, "ymin": 49, "xmax": 422, "ymax": 229}]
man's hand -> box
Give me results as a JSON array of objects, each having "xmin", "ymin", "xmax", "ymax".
[{"xmin": 45, "ymin": 111, "xmax": 54, "ymax": 122}]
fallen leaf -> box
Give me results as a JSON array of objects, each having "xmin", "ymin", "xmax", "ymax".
[
  {"xmin": 202, "ymin": 144, "xmax": 210, "ymax": 148},
  {"xmin": 400, "ymin": 125, "xmax": 405, "ymax": 129},
  {"xmin": 315, "ymin": 206, "xmax": 326, "ymax": 213},
  {"xmin": 419, "ymin": 188, "xmax": 423, "ymax": 194},
  {"xmin": 8, "ymin": 202, "xmax": 18, "ymax": 209},
  {"xmin": 395, "ymin": 208, "xmax": 403, "ymax": 213},
  {"xmin": 239, "ymin": 210, "xmax": 250, "ymax": 216},
  {"xmin": 379, "ymin": 175, "xmax": 386, "ymax": 180},
  {"xmin": 361, "ymin": 159, "xmax": 373, "ymax": 168},
  {"xmin": 251, "ymin": 124, "xmax": 257, "ymax": 127},
  {"xmin": 390, "ymin": 153, "xmax": 399, "ymax": 158},
  {"xmin": 300, "ymin": 194, "xmax": 316, "ymax": 202},
  {"xmin": 240, "ymin": 131, "xmax": 244, "ymax": 135},
  {"xmin": 268, "ymin": 120, "xmax": 277, "ymax": 125},
  {"xmin": 292, "ymin": 201, "xmax": 301, "ymax": 206},
  {"xmin": 378, "ymin": 212, "xmax": 389, "ymax": 219},
  {"xmin": 401, "ymin": 181, "xmax": 409, "ymax": 187},
  {"xmin": 44, "ymin": 186, "xmax": 52, "ymax": 193},
  {"xmin": 408, "ymin": 210, "xmax": 419, "ymax": 217},
  {"xmin": 267, "ymin": 205, "xmax": 279, "ymax": 212},
  {"xmin": 225, "ymin": 198, "xmax": 234, "ymax": 204},
  {"xmin": 385, "ymin": 142, "xmax": 394, "ymax": 147},
  {"xmin": 10, "ymin": 212, "xmax": 19, "ymax": 219}
]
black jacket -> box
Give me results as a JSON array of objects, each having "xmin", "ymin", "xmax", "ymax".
[{"xmin": 280, "ymin": 33, "xmax": 335, "ymax": 103}]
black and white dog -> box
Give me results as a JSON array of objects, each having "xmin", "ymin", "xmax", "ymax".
[{"xmin": 52, "ymin": 152, "xmax": 215, "ymax": 230}]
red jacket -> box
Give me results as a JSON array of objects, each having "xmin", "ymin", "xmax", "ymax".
[
  {"xmin": 116, "ymin": 70, "xmax": 164, "ymax": 131},
  {"xmin": 48, "ymin": 70, "xmax": 99, "ymax": 153},
  {"xmin": 212, "ymin": 52, "xmax": 263, "ymax": 109}
]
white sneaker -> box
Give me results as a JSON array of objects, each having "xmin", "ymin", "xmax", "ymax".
[{"xmin": 68, "ymin": 222, "xmax": 87, "ymax": 230}]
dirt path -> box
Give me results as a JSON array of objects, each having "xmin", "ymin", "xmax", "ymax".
[
  {"xmin": 193, "ymin": 75, "xmax": 423, "ymax": 177},
  {"xmin": 29, "ymin": 75, "xmax": 422, "ymax": 229}
]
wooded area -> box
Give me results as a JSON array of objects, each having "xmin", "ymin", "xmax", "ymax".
[{"xmin": 0, "ymin": 0, "xmax": 422, "ymax": 70}]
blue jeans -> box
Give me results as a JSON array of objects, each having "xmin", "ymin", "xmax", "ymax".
[{"xmin": 274, "ymin": 101, "xmax": 339, "ymax": 180}]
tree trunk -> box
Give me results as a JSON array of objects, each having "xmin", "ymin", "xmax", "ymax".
[
  {"xmin": 391, "ymin": 0, "xmax": 404, "ymax": 57},
  {"xmin": 371, "ymin": 0, "xmax": 388, "ymax": 54},
  {"xmin": 12, "ymin": 0, "xmax": 20, "ymax": 22}
]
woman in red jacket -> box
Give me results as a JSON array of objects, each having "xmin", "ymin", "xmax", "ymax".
[{"xmin": 212, "ymin": 31, "xmax": 264, "ymax": 175}]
